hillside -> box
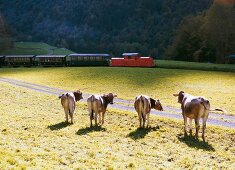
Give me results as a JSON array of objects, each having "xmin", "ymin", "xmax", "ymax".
[
  {"xmin": 0, "ymin": 42, "xmax": 74, "ymax": 55},
  {"xmin": 0, "ymin": 0, "xmax": 212, "ymax": 57}
]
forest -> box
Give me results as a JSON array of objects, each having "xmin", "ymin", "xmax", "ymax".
[{"xmin": 0, "ymin": 0, "xmax": 234, "ymax": 63}]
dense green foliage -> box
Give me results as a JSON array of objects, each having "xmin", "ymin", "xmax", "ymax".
[
  {"xmin": 0, "ymin": 0, "xmax": 211, "ymax": 57},
  {"xmin": 168, "ymin": 0, "xmax": 235, "ymax": 63},
  {"xmin": 0, "ymin": 14, "xmax": 13, "ymax": 52}
]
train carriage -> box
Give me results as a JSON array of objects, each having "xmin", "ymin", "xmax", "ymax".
[
  {"xmin": 0, "ymin": 55, "xmax": 5, "ymax": 67},
  {"xmin": 34, "ymin": 55, "xmax": 66, "ymax": 66},
  {"xmin": 4, "ymin": 55, "xmax": 34, "ymax": 67},
  {"xmin": 66, "ymin": 54, "xmax": 110, "ymax": 66}
]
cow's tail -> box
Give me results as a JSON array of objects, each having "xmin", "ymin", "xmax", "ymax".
[
  {"xmin": 140, "ymin": 96, "xmax": 145, "ymax": 120},
  {"xmin": 210, "ymin": 108, "xmax": 226, "ymax": 113},
  {"xmin": 91, "ymin": 95, "xmax": 95, "ymax": 102},
  {"xmin": 200, "ymin": 98, "xmax": 226, "ymax": 113},
  {"xmin": 66, "ymin": 93, "xmax": 72, "ymax": 114}
]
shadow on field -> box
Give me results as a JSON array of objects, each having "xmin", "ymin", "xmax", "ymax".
[
  {"xmin": 128, "ymin": 126, "xmax": 160, "ymax": 140},
  {"xmin": 48, "ymin": 121, "xmax": 71, "ymax": 131},
  {"xmin": 177, "ymin": 134, "xmax": 215, "ymax": 151},
  {"xmin": 76, "ymin": 126, "xmax": 106, "ymax": 135}
]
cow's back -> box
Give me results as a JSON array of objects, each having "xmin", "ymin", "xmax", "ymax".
[
  {"xmin": 134, "ymin": 95, "xmax": 151, "ymax": 113},
  {"xmin": 184, "ymin": 98, "xmax": 207, "ymax": 119},
  {"xmin": 61, "ymin": 94, "xmax": 76, "ymax": 114},
  {"xmin": 87, "ymin": 95, "xmax": 103, "ymax": 113}
]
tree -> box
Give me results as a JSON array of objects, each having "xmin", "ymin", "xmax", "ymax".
[
  {"xmin": 0, "ymin": 14, "xmax": 13, "ymax": 52},
  {"xmin": 167, "ymin": 0, "xmax": 235, "ymax": 63},
  {"xmin": 202, "ymin": 0, "xmax": 235, "ymax": 63}
]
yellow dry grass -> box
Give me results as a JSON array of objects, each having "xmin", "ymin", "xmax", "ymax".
[
  {"xmin": 0, "ymin": 67, "xmax": 234, "ymax": 115},
  {"xmin": 0, "ymin": 83, "xmax": 234, "ymax": 169}
]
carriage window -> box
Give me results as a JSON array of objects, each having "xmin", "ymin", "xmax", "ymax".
[
  {"xmin": 71, "ymin": 57, "xmax": 76, "ymax": 61},
  {"xmin": 83, "ymin": 56, "xmax": 89, "ymax": 61},
  {"xmin": 90, "ymin": 56, "xmax": 95, "ymax": 60},
  {"xmin": 77, "ymin": 57, "xmax": 82, "ymax": 61},
  {"xmin": 96, "ymin": 56, "xmax": 102, "ymax": 61}
]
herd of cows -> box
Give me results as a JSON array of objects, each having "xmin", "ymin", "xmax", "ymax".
[{"xmin": 58, "ymin": 90, "xmax": 223, "ymax": 142}]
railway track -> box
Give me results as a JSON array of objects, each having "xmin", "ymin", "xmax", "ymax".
[{"xmin": 0, "ymin": 77, "xmax": 235, "ymax": 128}]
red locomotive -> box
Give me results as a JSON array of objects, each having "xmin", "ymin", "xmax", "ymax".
[{"xmin": 110, "ymin": 53, "xmax": 155, "ymax": 67}]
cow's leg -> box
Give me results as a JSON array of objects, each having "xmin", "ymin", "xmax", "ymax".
[
  {"xmin": 202, "ymin": 116, "xmax": 208, "ymax": 142},
  {"xmin": 138, "ymin": 112, "xmax": 142, "ymax": 128},
  {"xmin": 94, "ymin": 112, "xmax": 98, "ymax": 126},
  {"xmin": 98, "ymin": 112, "xmax": 102, "ymax": 125},
  {"xmin": 142, "ymin": 112, "xmax": 146, "ymax": 128},
  {"xmin": 70, "ymin": 113, "xmax": 74, "ymax": 124},
  {"xmin": 90, "ymin": 115, "xmax": 93, "ymax": 127},
  {"xmin": 195, "ymin": 118, "xmax": 200, "ymax": 139},
  {"xmin": 189, "ymin": 118, "xmax": 192, "ymax": 135},
  {"xmin": 101, "ymin": 112, "xmax": 105, "ymax": 125},
  {"xmin": 64, "ymin": 109, "xmax": 69, "ymax": 123},
  {"xmin": 146, "ymin": 113, "xmax": 150, "ymax": 128},
  {"xmin": 183, "ymin": 115, "xmax": 187, "ymax": 136}
]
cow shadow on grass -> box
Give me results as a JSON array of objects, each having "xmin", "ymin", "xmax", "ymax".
[
  {"xmin": 177, "ymin": 134, "xmax": 215, "ymax": 151},
  {"xmin": 48, "ymin": 121, "xmax": 72, "ymax": 131},
  {"xmin": 128, "ymin": 126, "xmax": 160, "ymax": 140},
  {"xmin": 76, "ymin": 126, "xmax": 106, "ymax": 135}
]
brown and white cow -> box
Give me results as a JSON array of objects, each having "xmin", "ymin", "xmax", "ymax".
[
  {"xmin": 87, "ymin": 93, "xmax": 117, "ymax": 127},
  {"xmin": 134, "ymin": 95, "xmax": 163, "ymax": 128},
  {"xmin": 173, "ymin": 91, "xmax": 211, "ymax": 141},
  {"xmin": 59, "ymin": 90, "xmax": 83, "ymax": 124}
]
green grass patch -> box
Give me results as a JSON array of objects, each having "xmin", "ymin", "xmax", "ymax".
[
  {"xmin": 156, "ymin": 60, "xmax": 235, "ymax": 72},
  {"xmin": 0, "ymin": 83, "xmax": 234, "ymax": 169},
  {"xmin": 0, "ymin": 67, "xmax": 234, "ymax": 115},
  {"xmin": 0, "ymin": 42, "xmax": 74, "ymax": 55}
]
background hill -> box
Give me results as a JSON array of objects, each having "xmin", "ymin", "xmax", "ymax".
[
  {"xmin": 0, "ymin": 42, "xmax": 74, "ymax": 55},
  {"xmin": 0, "ymin": 0, "xmax": 212, "ymax": 57}
]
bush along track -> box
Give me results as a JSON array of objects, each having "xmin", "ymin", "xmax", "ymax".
[{"xmin": 0, "ymin": 77, "xmax": 235, "ymax": 128}]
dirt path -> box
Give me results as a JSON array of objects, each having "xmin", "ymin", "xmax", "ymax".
[{"xmin": 0, "ymin": 77, "xmax": 235, "ymax": 128}]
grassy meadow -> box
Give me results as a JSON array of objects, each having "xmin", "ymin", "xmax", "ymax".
[
  {"xmin": 155, "ymin": 60, "xmax": 235, "ymax": 72},
  {"xmin": 0, "ymin": 67, "xmax": 235, "ymax": 115},
  {"xmin": 1, "ymin": 42, "xmax": 74, "ymax": 55},
  {"xmin": 0, "ymin": 82, "xmax": 234, "ymax": 169}
]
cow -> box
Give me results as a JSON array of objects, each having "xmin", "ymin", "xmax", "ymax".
[
  {"xmin": 59, "ymin": 90, "xmax": 83, "ymax": 124},
  {"xmin": 134, "ymin": 95, "xmax": 163, "ymax": 128},
  {"xmin": 87, "ymin": 93, "xmax": 117, "ymax": 127},
  {"xmin": 173, "ymin": 91, "xmax": 212, "ymax": 141}
]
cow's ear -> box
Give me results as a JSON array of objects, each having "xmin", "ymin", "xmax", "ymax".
[
  {"xmin": 173, "ymin": 94, "xmax": 179, "ymax": 97},
  {"xmin": 113, "ymin": 94, "xmax": 117, "ymax": 97}
]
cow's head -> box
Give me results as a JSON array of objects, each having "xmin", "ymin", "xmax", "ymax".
[
  {"xmin": 73, "ymin": 90, "xmax": 83, "ymax": 102},
  {"xmin": 150, "ymin": 98, "xmax": 163, "ymax": 111},
  {"xmin": 103, "ymin": 93, "xmax": 117, "ymax": 104},
  {"xmin": 173, "ymin": 91, "xmax": 185, "ymax": 104}
]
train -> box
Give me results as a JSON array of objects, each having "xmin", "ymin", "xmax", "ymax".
[{"xmin": 0, "ymin": 53, "xmax": 155, "ymax": 67}]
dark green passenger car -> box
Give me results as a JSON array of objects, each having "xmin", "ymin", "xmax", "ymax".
[{"xmin": 66, "ymin": 54, "xmax": 110, "ymax": 66}]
